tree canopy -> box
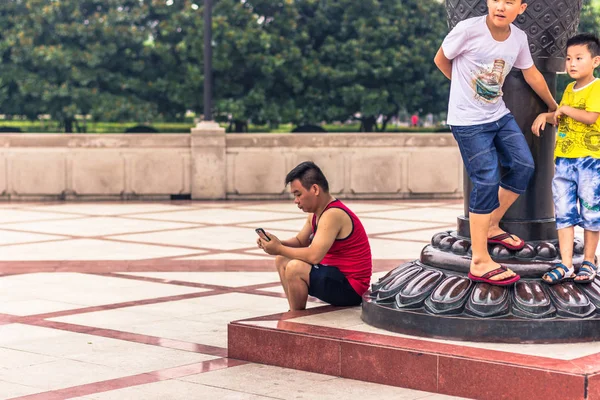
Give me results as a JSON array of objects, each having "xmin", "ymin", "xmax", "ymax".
[{"xmin": 0, "ymin": 0, "xmax": 598, "ymax": 132}]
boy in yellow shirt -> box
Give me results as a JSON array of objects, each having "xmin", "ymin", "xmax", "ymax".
[{"xmin": 532, "ymin": 33, "xmax": 600, "ymax": 284}]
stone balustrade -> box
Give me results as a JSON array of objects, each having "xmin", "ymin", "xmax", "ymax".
[{"xmin": 0, "ymin": 124, "xmax": 463, "ymax": 200}]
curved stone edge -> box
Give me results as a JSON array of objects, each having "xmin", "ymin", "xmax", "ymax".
[
  {"xmin": 364, "ymin": 259, "xmax": 600, "ymax": 342},
  {"xmin": 423, "ymin": 230, "xmax": 587, "ymax": 278}
]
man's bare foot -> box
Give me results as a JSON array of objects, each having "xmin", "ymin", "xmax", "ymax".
[
  {"xmin": 470, "ymin": 258, "xmax": 516, "ymax": 281},
  {"xmin": 487, "ymin": 226, "xmax": 524, "ymax": 249}
]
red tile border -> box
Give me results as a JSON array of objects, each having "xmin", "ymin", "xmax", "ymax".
[
  {"xmin": 92, "ymin": 272, "xmax": 314, "ymax": 302},
  {"xmin": 0, "ymin": 277, "xmax": 335, "ymax": 367},
  {"xmin": 10, "ymin": 357, "xmax": 247, "ymax": 400},
  {"xmin": 0, "ymin": 216, "xmax": 447, "ymax": 256},
  {"xmin": 0, "ymin": 313, "xmax": 20, "ymax": 324},
  {"xmin": 0, "ymin": 259, "xmax": 410, "ymax": 274},
  {"xmin": 97, "ymin": 272, "xmax": 285, "ymax": 292},
  {"xmin": 0, "ymin": 260, "xmax": 279, "ymax": 274},
  {"xmin": 0, "ymin": 290, "xmax": 230, "ymax": 358},
  {"xmin": 21, "ymin": 290, "xmax": 226, "ymax": 321},
  {"xmin": 94, "ymin": 272, "xmax": 235, "ymax": 290},
  {"xmin": 28, "ymin": 319, "xmax": 228, "ymax": 358}
]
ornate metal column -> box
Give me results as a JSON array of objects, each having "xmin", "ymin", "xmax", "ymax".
[{"xmin": 361, "ymin": 0, "xmax": 596, "ymax": 343}]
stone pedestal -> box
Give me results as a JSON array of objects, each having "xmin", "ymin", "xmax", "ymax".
[{"xmin": 191, "ymin": 121, "xmax": 226, "ymax": 199}]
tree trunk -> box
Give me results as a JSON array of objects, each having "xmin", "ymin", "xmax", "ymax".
[
  {"xmin": 360, "ymin": 116, "xmax": 378, "ymax": 132},
  {"xmin": 64, "ymin": 118, "xmax": 73, "ymax": 133},
  {"xmin": 381, "ymin": 113, "xmax": 396, "ymax": 132},
  {"xmin": 234, "ymin": 120, "xmax": 248, "ymax": 133}
]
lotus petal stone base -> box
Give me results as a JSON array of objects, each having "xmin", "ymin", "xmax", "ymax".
[{"xmin": 362, "ymin": 231, "xmax": 600, "ymax": 343}]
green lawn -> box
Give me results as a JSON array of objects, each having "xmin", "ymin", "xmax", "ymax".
[
  {"xmin": 0, "ymin": 120, "xmax": 197, "ymax": 133},
  {"xmin": 0, "ymin": 120, "xmax": 449, "ymax": 134}
]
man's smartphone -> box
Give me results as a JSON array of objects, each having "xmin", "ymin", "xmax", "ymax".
[{"xmin": 255, "ymin": 228, "xmax": 271, "ymax": 242}]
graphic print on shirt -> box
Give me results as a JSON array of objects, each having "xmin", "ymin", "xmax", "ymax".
[
  {"xmin": 558, "ymin": 96, "xmax": 600, "ymax": 155},
  {"xmin": 472, "ymin": 59, "xmax": 506, "ymax": 103}
]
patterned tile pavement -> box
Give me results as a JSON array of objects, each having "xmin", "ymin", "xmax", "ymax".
[{"xmin": 1, "ymin": 199, "xmax": 586, "ymax": 399}]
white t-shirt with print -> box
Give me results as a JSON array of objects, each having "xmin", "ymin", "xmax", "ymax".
[{"xmin": 442, "ymin": 16, "xmax": 534, "ymax": 126}]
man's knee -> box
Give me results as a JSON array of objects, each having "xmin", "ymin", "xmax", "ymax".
[
  {"xmin": 285, "ymin": 259, "xmax": 311, "ymax": 281},
  {"xmin": 275, "ymin": 255, "xmax": 289, "ymax": 271}
]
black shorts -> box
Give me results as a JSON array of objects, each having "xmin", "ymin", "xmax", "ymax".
[{"xmin": 308, "ymin": 264, "xmax": 362, "ymax": 307}]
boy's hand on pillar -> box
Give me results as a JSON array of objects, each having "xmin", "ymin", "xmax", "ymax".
[{"xmin": 532, "ymin": 114, "xmax": 547, "ymax": 136}]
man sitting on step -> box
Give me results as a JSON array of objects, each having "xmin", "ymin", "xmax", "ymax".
[{"xmin": 256, "ymin": 161, "xmax": 372, "ymax": 311}]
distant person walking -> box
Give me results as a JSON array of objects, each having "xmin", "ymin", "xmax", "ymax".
[{"xmin": 411, "ymin": 114, "xmax": 419, "ymax": 127}]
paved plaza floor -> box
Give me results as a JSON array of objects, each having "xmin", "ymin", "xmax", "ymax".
[{"xmin": 0, "ymin": 199, "xmax": 588, "ymax": 399}]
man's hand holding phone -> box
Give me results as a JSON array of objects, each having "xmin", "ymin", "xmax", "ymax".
[
  {"xmin": 255, "ymin": 228, "xmax": 270, "ymax": 242},
  {"xmin": 256, "ymin": 228, "xmax": 280, "ymax": 255}
]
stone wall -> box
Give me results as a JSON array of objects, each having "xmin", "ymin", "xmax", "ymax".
[
  {"xmin": 0, "ymin": 134, "xmax": 192, "ymax": 200},
  {"xmin": 225, "ymin": 132, "xmax": 463, "ymax": 200},
  {"xmin": 0, "ymin": 125, "xmax": 463, "ymax": 200}
]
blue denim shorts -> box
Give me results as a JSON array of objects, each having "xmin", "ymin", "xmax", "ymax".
[
  {"xmin": 553, "ymin": 157, "xmax": 600, "ymax": 231},
  {"xmin": 450, "ymin": 114, "xmax": 535, "ymax": 214}
]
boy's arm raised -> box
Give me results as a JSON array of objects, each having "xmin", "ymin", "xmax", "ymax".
[
  {"xmin": 555, "ymin": 106, "xmax": 600, "ymax": 126},
  {"xmin": 522, "ymin": 66, "xmax": 558, "ymax": 111},
  {"xmin": 434, "ymin": 48, "xmax": 452, "ymax": 80}
]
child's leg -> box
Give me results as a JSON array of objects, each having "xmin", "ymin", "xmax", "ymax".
[
  {"xmin": 584, "ymin": 230, "xmax": 599, "ymax": 264},
  {"xmin": 574, "ymin": 230, "xmax": 599, "ymax": 282},
  {"xmin": 575, "ymin": 157, "xmax": 600, "ymax": 281},
  {"xmin": 544, "ymin": 158, "xmax": 580, "ymax": 283},
  {"xmin": 542, "ymin": 226, "xmax": 576, "ymax": 284},
  {"xmin": 491, "ymin": 114, "xmax": 535, "ymax": 245},
  {"xmin": 470, "ymin": 212, "xmax": 515, "ymax": 281},
  {"xmin": 450, "ymin": 121, "xmax": 516, "ymax": 282},
  {"xmin": 558, "ymin": 226, "xmax": 575, "ymax": 269},
  {"xmin": 489, "ymin": 188, "xmax": 519, "ymax": 243}
]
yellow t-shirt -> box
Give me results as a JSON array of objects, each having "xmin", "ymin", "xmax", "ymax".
[{"xmin": 555, "ymin": 79, "xmax": 600, "ymax": 158}]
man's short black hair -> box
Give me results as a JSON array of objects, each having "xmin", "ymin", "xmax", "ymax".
[
  {"xmin": 567, "ymin": 33, "xmax": 600, "ymax": 57},
  {"xmin": 285, "ymin": 161, "xmax": 329, "ymax": 192}
]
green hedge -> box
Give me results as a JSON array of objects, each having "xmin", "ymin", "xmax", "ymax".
[{"xmin": 0, "ymin": 120, "xmax": 449, "ymax": 134}]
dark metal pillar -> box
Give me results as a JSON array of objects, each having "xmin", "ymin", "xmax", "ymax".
[
  {"xmin": 448, "ymin": 0, "xmax": 583, "ymax": 242},
  {"xmin": 203, "ymin": 0, "xmax": 213, "ymax": 121}
]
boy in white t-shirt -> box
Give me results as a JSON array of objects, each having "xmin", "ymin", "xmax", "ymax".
[{"xmin": 434, "ymin": 0, "xmax": 558, "ymax": 286}]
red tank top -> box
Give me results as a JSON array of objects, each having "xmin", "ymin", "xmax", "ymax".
[{"xmin": 311, "ymin": 199, "xmax": 372, "ymax": 296}]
